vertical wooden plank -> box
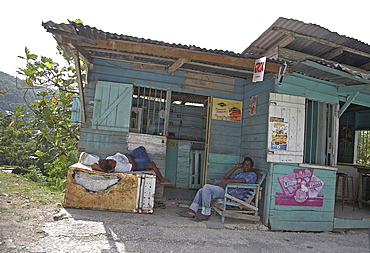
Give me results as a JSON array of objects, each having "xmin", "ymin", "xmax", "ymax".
[
  {"xmin": 92, "ymin": 81, "xmax": 133, "ymax": 131},
  {"xmin": 176, "ymin": 142, "xmax": 191, "ymax": 188}
]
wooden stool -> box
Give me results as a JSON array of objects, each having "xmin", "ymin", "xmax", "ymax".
[{"xmin": 335, "ymin": 173, "xmax": 355, "ymax": 210}]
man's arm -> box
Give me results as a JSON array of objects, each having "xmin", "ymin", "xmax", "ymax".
[
  {"xmin": 219, "ymin": 163, "xmax": 245, "ymax": 187},
  {"xmin": 91, "ymin": 163, "xmax": 104, "ymax": 172},
  {"xmin": 219, "ymin": 178, "xmax": 246, "ymax": 188},
  {"xmin": 223, "ymin": 163, "xmax": 243, "ymax": 179}
]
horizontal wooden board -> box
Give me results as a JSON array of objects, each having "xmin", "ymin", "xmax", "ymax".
[
  {"xmin": 269, "ymin": 209, "xmax": 334, "ymax": 222},
  {"xmin": 270, "ymin": 220, "xmax": 333, "ymax": 231},
  {"xmin": 334, "ymin": 218, "xmax": 370, "ymax": 229}
]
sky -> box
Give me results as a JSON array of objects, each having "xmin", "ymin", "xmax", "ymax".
[{"xmin": 1, "ymin": 0, "xmax": 370, "ymax": 78}]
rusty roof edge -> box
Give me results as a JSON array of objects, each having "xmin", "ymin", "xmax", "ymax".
[
  {"xmin": 42, "ymin": 20, "xmax": 289, "ymax": 75},
  {"xmin": 43, "ymin": 20, "xmax": 278, "ymax": 61},
  {"xmin": 294, "ymin": 57, "xmax": 370, "ymax": 81}
]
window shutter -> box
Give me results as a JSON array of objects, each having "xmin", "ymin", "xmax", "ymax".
[
  {"xmin": 92, "ymin": 81, "xmax": 133, "ymax": 131},
  {"xmin": 267, "ymin": 93, "xmax": 305, "ymax": 163},
  {"xmin": 71, "ymin": 95, "xmax": 81, "ymax": 125}
]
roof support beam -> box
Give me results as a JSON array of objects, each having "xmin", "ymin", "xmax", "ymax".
[
  {"xmin": 301, "ymin": 60, "xmax": 370, "ymax": 84},
  {"xmin": 338, "ymin": 84, "xmax": 370, "ymax": 93},
  {"xmin": 273, "ymin": 27, "xmax": 370, "ymax": 59},
  {"xmin": 72, "ymin": 49, "xmax": 86, "ymax": 123},
  {"xmin": 264, "ymin": 35, "xmax": 296, "ymax": 57},
  {"xmin": 59, "ymin": 36, "xmax": 284, "ymax": 74},
  {"xmin": 338, "ymin": 91, "xmax": 359, "ymax": 117},
  {"xmin": 168, "ymin": 58, "xmax": 190, "ymax": 74},
  {"xmin": 323, "ymin": 47, "xmax": 343, "ymax": 60},
  {"xmin": 360, "ymin": 62, "xmax": 370, "ymax": 71}
]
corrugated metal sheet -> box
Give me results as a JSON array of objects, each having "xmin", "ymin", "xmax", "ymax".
[
  {"xmin": 243, "ymin": 17, "xmax": 370, "ymax": 80},
  {"xmin": 42, "ymin": 21, "xmax": 283, "ymax": 79}
]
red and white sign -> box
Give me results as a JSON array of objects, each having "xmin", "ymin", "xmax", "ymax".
[{"xmin": 252, "ymin": 56, "xmax": 266, "ymax": 82}]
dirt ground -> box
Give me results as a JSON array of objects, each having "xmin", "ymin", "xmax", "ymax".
[
  {"xmin": 1, "ymin": 172, "xmax": 369, "ymax": 253},
  {"xmin": 0, "ymin": 172, "xmax": 63, "ymax": 252}
]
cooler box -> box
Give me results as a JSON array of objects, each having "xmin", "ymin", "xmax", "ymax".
[{"xmin": 64, "ymin": 165, "xmax": 156, "ymax": 213}]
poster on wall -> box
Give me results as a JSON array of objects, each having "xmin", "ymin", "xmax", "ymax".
[
  {"xmin": 212, "ymin": 98, "xmax": 242, "ymax": 122},
  {"xmin": 275, "ymin": 169, "xmax": 324, "ymax": 206},
  {"xmin": 252, "ymin": 56, "xmax": 266, "ymax": 82},
  {"xmin": 270, "ymin": 117, "xmax": 288, "ymax": 150},
  {"xmin": 249, "ymin": 95, "xmax": 258, "ymax": 115}
]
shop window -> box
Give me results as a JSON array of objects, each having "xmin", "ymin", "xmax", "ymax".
[
  {"xmin": 354, "ymin": 130, "xmax": 370, "ymax": 166},
  {"xmin": 303, "ymin": 100, "xmax": 337, "ymax": 166},
  {"xmin": 131, "ymin": 86, "xmax": 167, "ymax": 136}
]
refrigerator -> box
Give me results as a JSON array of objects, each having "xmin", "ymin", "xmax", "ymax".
[{"xmin": 64, "ymin": 165, "xmax": 156, "ymax": 213}]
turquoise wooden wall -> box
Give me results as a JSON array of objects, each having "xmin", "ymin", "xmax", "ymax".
[
  {"xmin": 268, "ymin": 163, "xmax": 335, "ymax": 231},
  {"xmin": 168, "ymin": 104, "xmax": 206, "ymax": 141},
  {"xmin": 242, "ymin": 73, "xmax": 275, "ymax": 170},
  {"xmin": 275, "ymin": 73, "xmax": 339, "ymax": 104},
  {"xmin": 80, "ymin": 58, "xmax": 245, "ymax": 184},
  {"xmin": 240, "ymin": 73, "xmax": 341, "ymax": 231}
]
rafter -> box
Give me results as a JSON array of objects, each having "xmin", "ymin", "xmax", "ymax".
[
  {"xmin": 323, "ymin": 47, "xmax": 343, "ymax": 60},
  {"xmin": 273, "ymin": 27, "xmax": 370, "ymax": 59},
  {"xmin": 168, "ymin": 58, "xmax": 190, "ymax": 74},
  {"xmin": 57, "ymin": 36, "xmax": 284, "ymax": 74}
]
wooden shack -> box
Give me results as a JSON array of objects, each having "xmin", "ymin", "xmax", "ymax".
[{"xmin": 44, "ymin": 17, "xmax": 370, "ymax": 231}]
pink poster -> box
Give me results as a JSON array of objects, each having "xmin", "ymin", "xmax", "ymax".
[{"xmin": 275, "ymin": 169, "xmax": 324, "ymax": 206}]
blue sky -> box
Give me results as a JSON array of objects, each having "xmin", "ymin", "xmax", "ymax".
[{"xmin": 1, "ymin": 0, "xmax": 369, "ymax": 77}]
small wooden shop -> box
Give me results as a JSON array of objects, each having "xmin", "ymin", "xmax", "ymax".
[{"xmin": 44, "ymin": 17, "xmax": 370, "ymax": 231}]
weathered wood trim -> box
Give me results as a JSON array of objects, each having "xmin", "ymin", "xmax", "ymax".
[
  {"xmin": 72, "ymin": 49, "xmax": 86, "ymax": 123},
  {"xmin": 273, "ymin": 26, "xmax": 370, "ymax": 59},
  {"xmin": 168, "ymin": 58, "xmax": 190, "ymax": 75},
  {"xmin": 323, "ymin": 47, "xmax": 343, "ymax": 59},
  {"xmin": 59, "ymin": 36, "xmax": 283, "ymax": 73}
]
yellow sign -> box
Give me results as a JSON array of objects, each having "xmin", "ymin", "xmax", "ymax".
[{"xmin": 212, "ymin": 98, "xmax": 242, "ymax": 122}]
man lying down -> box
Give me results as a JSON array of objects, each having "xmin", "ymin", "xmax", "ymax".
[{"xmin": 84, "ymin": 146, "xmax": 171, "ymax": 185}]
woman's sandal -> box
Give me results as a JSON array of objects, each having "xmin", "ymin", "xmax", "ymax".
[
  {"xmin": 191, "ymin": 213, "xmax": 210, "ymax": 222},
  {"xmin": 177, "ymin": 210, "xmax": 195, "ymax": 218}
]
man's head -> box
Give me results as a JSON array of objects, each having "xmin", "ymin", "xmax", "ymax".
[
  {"xmin": 242, "ymin": 156, "xmax": 254, "ymax": 172},
  {"xmin": 98, "ymin": 159, "xmax": 116, "ymax": 172}
]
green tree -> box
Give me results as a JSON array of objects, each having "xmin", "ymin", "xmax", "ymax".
[
  {"xmin": 16, "ymin": 47, "xmax": 82, "ymax": 184},
  {"xmin": 0, "ymin": 107, "xmax": 37, "ymax": 167}
]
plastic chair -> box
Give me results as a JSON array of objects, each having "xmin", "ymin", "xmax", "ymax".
[{"xmin": 212, "ymin": 169, "xmax": 267, "ymax": 223}]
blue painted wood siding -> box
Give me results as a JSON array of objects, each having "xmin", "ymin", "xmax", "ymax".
[
  {"xmin": 168, "ymin": 104, "xmax": 206, "ymax": 141},
  {"xmin": 241, "ymin": 74, "xmax": 275, "ymax": 170},
  {"xmin": 80, "ymin": 58, "xmax": 245, "ymax": 183},
  {"xmin": 275, "ymin": 73, "xmax": 339, "ymax": 104},
  {"xmin": 71, "ymin": 95, "xmax": 81, "ymax": 124}
]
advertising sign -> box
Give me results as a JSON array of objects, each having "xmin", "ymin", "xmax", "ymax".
[
  {"xmin": 275, "ymin": 169, "xmax": 324, "ymax": 206},
  {"xmin": 252, "ymin": 56, "xmax": 266, "ymax": 82},
  {"xmin": 212, "ymin": 98, "xmax": 242, "ymax": 122},
  {"xmin": 270, "ymin": 117, "xmax": 288, "ymax": 150}
]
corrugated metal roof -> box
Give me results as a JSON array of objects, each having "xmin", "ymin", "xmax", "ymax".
[
  {"xmin": 243, "ymin": 17, "xmax": 370, "ymax": 75},
  {"xmin": 43, "ymin": 18, "xmax": 370, "ymax": 87},
  {"xmin": 42, "ymin": 21, "xmax": 284, "ymax": 80}
]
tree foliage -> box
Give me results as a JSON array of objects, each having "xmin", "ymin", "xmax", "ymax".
[
  {"xmin": 17, "ymin": 47, "xmax": 81, "ymax": 162},
  {"xmin": 0, "ymin": 47, "xmax": 85, "ymax": 189},
  {"xmin": 0, "ymin": 107, "xmax": 37, "ymax": 167}
]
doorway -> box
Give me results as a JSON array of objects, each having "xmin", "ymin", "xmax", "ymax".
[{"xmin": 165, "ymin": 91, "xmax": 210, "ymax": 189}]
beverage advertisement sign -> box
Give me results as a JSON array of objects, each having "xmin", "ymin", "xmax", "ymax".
[
  {"xmin": 275, "ymin": 169, "xmax": 324, "ymax": 206},
  {"xmin": 252, "ymin": 56, "xmax": 266, "ymax": 82},
  {"xmin": 212, "ymin": 98, "xmax": 242, "ymax": 122}
]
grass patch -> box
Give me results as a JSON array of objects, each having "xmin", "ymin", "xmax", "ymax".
[{"xmin": 0, "ymin": 171, "xmax": 64, "ymax": 207}]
